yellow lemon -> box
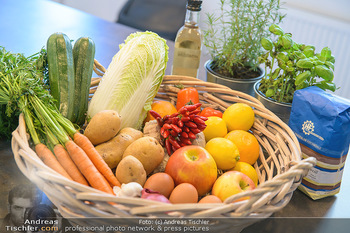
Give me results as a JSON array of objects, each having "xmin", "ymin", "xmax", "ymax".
[
  {"xmin": 202, "ymin": 116, "xmax": 227, "ymax": 142},
  {"xmin": 222, "ymin": 103, "xmax": 255, "ymax": 131},
  {"xmin": 230, "ymin": 161, "xmax": 259, "ymax": 187},
  {"xmin": 225, "ymin": 130, "xmax": 260, "ymax": 165},
  {"xmin": 205, "ymin": 137, "xmax": 240, "ymax": 170}
]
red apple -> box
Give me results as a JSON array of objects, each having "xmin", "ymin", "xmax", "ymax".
[
  {"xmin": 165, "ymin": 145, "xmax": 217, "ymax": 196},
  {"xmin": 212, "ymin": 171, "xmax": 255, "ymax": 202}
]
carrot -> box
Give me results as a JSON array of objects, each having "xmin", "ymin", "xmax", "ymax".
[
  {"xmin": 35, "ymin": 143, "xmax": 73, "ymax": 181},
  {"xmin": 73, "ymin": 132, "xmax": 121, "ymax": 187},
  {"xmin": 53, "ymin": 144, "xmax": 89, "ymax": 186},
  {"xmin": 65, "ymin": 140, "xmax": 114, "ymax": 194}
]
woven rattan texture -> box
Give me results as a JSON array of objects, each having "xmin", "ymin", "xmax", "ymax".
[{"xmin": 11, "ymin": 60, "xmax": 316, "ymax": 231}]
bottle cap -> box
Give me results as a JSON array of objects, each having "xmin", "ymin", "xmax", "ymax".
[{"xmin": 187, "ymin": 0, "xmax": 202, "ymax": 11}]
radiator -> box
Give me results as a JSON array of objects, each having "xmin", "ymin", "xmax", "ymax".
[{"xmin": 281, "ymin": 7, "xmax": 350, "ymax": 100}]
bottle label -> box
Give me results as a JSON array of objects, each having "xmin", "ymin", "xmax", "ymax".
[{"xmin": 173, "ymin": 47, "xmax": 201, "ymax": 69}]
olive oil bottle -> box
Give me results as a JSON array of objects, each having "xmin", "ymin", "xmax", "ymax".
[{"xmin": 171, "ymin": 0, "xmax": 202, "ymax": 78}]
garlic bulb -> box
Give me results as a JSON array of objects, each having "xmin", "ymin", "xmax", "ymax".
[{"xmin": 113, "ymin": 182, "xmax": 143, "ymax": 197}]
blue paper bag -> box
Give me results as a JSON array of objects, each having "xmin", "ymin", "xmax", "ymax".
[{"xmin": 288, "ymin": 86, "xmax": 350, "ymax": 200}]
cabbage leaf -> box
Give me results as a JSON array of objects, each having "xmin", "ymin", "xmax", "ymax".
[{"xmin": 87, "ymin": 31, "xmax": 168, "ymax": 130}]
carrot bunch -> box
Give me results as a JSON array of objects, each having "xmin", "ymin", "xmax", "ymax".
[
  {"xmin": 0, "ymin": 51, "xmax": 120, "ymax": 195},
  {"xmin": 23, "ymin": 95, "xmax": 120, "ymax": 195}
]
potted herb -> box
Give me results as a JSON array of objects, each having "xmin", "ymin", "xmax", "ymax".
[
  {"xmin": 255, "ymin": 24, "xmax": 337, "ymax": 123},
  {"xmin": 203, "ymin": 0, "xmax": 284, "ymax": 96}
]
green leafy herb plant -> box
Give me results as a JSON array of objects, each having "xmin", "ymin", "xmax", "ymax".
[
  {"xmin": 258, "ymin": 24, "xmax": 337, "ymax": 103},
  {"xmin": 203, "ymin": 0, "xmax": 284, "ymax": 79}
]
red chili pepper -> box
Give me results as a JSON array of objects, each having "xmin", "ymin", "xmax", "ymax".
[
  {"xmin": 170, "ymin": 112, "xmax": 179, "ymax": 118},
  {"xmin": 163, "ymin": 115, "xmax": 170, "ymax": 122},
  {"xmin": 190, "ymin": 128, "xmax": 201, "ymax": 134},
  {"xmin": 185, "ymin": 103, "xmax": 202, "ymax": 112},
  {"xmin": 163, "ymin": 118, "xmax": 172, "ymax": 124},
  {"xmin": 188, "ymin": 131, "xmax": 196, "ymax": 139},
  {"xmin": 171, "ymin": 117, "xmax": 179, "ymax": 125},
  {"xmin": 177, "ymin": 120, "xmax": 184, "ymax": 128},
  {"xmin": 165, "ymin": 139, "xmax": 172, "ymax": 155},
  {"xmin": 194, "ymin": 117, "xmax": 206, "ymax": 125},
  {"xmin": 196, "ymin": 122, "xmax": 207, "ymax": 128},
  {"xmin": 183, "ymin": 111, "xmax": 190, "ymax": 116},
  {"xmin": 183, "ymin": 126, "xmax": 190, "ymax": 133},
  {"xmin": 171, "ymin": 124, "xmax": 182, "ymax": 133},
  {"xmin": 189, "ymin": 115, "xmax": 196, "ymax": 120},
  {"xmin": 180, "ymin": 137, "xmax": 192, "ymax": 145},
  {"xmin": 163, "ymin": 130, "xmax": 170, "ymax": 139},
  {"xmin": 168, "ymin": 136, "xmax": 181, "ymax": 149},
  {"xmin": 185, "ymin": 122, "xmax": 197, "ymax": 128},
  {"xmin": 178, "ymin": 107, "xmax": 186, "ymax": 114},
  {"xmin": 198, "ymin": 116, "xmax": 208, "ymax": 121},
  {"xmin": 181, "ymin": 132, "xmax": 189, "ymax": 139},
  {"xmin": 197, "ymin": 124, "xmax": 207, "ymax": 131},
  {"xmin": 180, "ymin": 116, "xmax": 190, "ymax": 122},
  {"xmin": 170, "ymin": 130, "xmax": 178, "ymax": 137},
  {"xmin": 163, "ymin": 123, "xmax": 172, "ymax": 130},
  {"xmin": 189, "ymin": 109, "xmax": 201, "ymax": 116},
  {"xmin": 156, "ymin": 117, "xmax": 163, "ymax": 126},
  {"xmin": 149, "ymin": 110, "xmax": 162, "ymax": 119},
  {"xmin": 179, "ymin": 141, "xmax": 186, "ymax": 147},
  {"xmin": 160, "ymin": 127, "xmax": 165, "ymax": 135}
]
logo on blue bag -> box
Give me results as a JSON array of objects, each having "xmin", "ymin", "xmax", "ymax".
[
  {"xmin": 302, "ymin": 120, "xmax": 314, "ymax": 135},
  {"xmin": 302, "ymin": 120, "xmax": 324, "ymax": 141}
]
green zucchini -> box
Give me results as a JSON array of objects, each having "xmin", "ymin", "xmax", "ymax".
[
  {"xmin": 72, "ymin": 37, "xmax": 95, "ymax": 125},
  {"xmin": 47, "ymin": 32, "xmax": 75, "ymax": 121}
]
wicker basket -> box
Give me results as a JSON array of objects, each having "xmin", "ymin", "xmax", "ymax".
[{"xmin": 11, "ymin": 60, "xmax": 316, "ymax": 232}]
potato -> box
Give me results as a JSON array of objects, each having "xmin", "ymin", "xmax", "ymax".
[
  {"xmin": 116, "ymin": 156, "xmax": 146, "ymax": 186},
  {"xmin": 84, "ymin": 110, "xmax": 121, "ymax": 145},
  {"xmin": 123, "ymin": 136, "xmax": 164, "ymax": 175},
  {"xmin": 119, "ymin": 127, "xmax": 143, "ymax": 139},
  {"xmin": 96, "ymin": 127, "xmax": 143, "ymax": 169}
]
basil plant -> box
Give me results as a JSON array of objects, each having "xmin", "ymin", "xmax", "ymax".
[{"xmin": 258, "ymin": 24, "xmax": 336, "ymax": 103}]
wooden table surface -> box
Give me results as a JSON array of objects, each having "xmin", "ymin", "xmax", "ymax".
[{"xmin": 0, "ymin": 0, "xmax": 349, "ymax": 232}]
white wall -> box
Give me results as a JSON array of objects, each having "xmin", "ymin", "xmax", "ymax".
[
  {"xmin": 201, "ymin": 0, "xmax": 350, "ymax": 23},
  {"xmin": 283, "ymin": 0, "xmax": 350, "ymax": 23}
]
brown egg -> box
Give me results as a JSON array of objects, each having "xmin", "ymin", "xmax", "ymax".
[
  {"xmin": 144, "ymin": 173, "xmax": 175, "ymax": 198},
  {"xmin": 198, "ymin": 195, "xmax": 222, "ymax": 204},
  {"xmin": 169, "ymin": 183, "xmax": 198, "ymax": 204}
]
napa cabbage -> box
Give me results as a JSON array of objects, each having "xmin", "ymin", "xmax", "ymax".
[{"xmin": 87, "ymin": 31, "xmax": 168, "ymax": 130}]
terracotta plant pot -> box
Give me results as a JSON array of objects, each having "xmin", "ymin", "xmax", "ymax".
[{"xmin": 205, "ymin": 60, "xmax": 265, "ymax": 97}]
